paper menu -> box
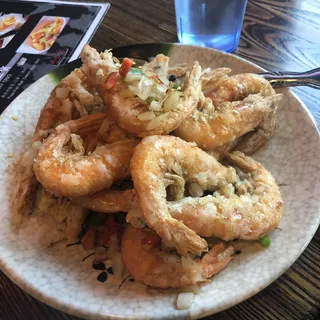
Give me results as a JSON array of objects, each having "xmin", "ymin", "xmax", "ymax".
[{"xmin": 0, "ymin": 0, "xmax": 110, "ymax": 112}]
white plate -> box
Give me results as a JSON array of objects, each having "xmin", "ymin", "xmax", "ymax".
[{"xmin": 0, "ymin": 44, "xmax": 319, "ymax": 320}]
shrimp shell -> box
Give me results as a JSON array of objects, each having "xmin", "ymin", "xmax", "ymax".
[
  {"xmin": 34, "ymin": 114, "xmax": 138, "ymax": 197},
  {"xmin": 121, "ymin": 225, "xmax": 234, "ymax": 289},
  {"xmin": 167, "ymin": 151, "xmax": 283, "ymax": 240},
  {"xmin": 32, "ymin": 68, "xmax": 104, "ymax": 143},
  {"xmin": 206, "ymin": 73, "xmax": 276, "ymax": 106},
  {"xmin": 233, "ymin": 108, "xmax": 277, "ymax": 155},
  {"xmin": 175, "ymin": 93, "xmax": 282, "ymax": 151},
  {"xmin": 71, "ymin": 189, "xmax": 136, "ymax": 213},
  {"xmin": 130, "ymin": 135, "xmax": 239, "ymax": 257},
  {"xmin": 126, "ymin": 147, "xmax": 283, "ymax": 240},
  {"xmin": 80, "ymin": 45, "xmax": 202, "ymax": 137}
]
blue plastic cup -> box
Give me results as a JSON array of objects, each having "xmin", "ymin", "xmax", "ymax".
[{"xmin": 174, "ymin": 0, "xmax": 248, "ymax": 52}]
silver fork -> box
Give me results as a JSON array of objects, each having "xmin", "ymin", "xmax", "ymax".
[{"xmin": 258, "ymin": 68, "xmax": 320, "ymax": 89}]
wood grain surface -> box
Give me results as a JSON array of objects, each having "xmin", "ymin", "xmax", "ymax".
[{"xmin": 1, "ymin": 0, "xmax": 319, "ymax": 319}]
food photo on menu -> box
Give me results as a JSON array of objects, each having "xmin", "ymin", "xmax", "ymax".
[
  {"xmin": 16, "ymin": 15, "xmax": 69, "ymax": 54},
  {"xmin": 0, "ymin": 13, "xmax": 28, "ymax": 35},
  {"xmin": 0, "ymin": 13, "xmax": 28, "ymax": 49}
]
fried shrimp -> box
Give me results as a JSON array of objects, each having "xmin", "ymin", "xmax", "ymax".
[
  {"xmin": 166, "ymin": 151, "xmax": 283, "ymax": 240},
  {"xmin": 205, "ymin": 73, "xmax": 281, "ymax": 154},
  {"xmin": 80, "ymin": 45, "xmax": 202, "ymax": 137},
  {"xmin": 175, "ymin": 93, "xmax": 282, "ymax": 151},
  {"xmin": 130, "ymin": 135, "xmax": 240, "ymax": 257},
  {"xmin": 121, "ymin": 225, "xmax": 233, "ymax": 289},
  {"xmin": 201, "ymin": 67, "xmax": 231, "ymax": 91},
  {"xmin": 232, "ymin": 108, "xmax": 277, "ymax": 155},
  {"xmin": 175, "ymin": 71, "xmax": 282, "ymax": 153},
  {"xmin": 205, "ymin": 73, "xmax": 276, "ymax": 106},
  {"xmin": 12, "ymin": 70, "xmax": 105, "ymax": 215},
  {"xmin": 128, "ymin": 151, "xmax": 283, "ymax": 240},
  {"xmin": 32, "ymin": 68, "xmax": 104, "ymax": 143},
  {"xmin": 71, "ymin": 189, "xmax": 136, "ymax": 213},
  {"xmin": 33, "ymin": 114, "xmax": 138, "ymax": 197},
  {"xmin": 83, "ymin": 114, "xmax": 134, "ymax": 153}
]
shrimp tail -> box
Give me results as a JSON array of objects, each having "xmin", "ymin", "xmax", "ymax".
[
  {"xmin": 224, "ymin": 150, "xmax": 261, "ymax": 173},
  {"xmin": 80, "ymin": 44, "xmax": 117, "ymax": 87},
  {"xmin": 160, "ymin": 219, "xmax": 208, "ymax": 257},
  {"xmin": 201, "ymin": 243, "xmax": 234, "ymax": 279}
]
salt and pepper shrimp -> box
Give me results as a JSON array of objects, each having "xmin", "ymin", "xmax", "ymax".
[
  {"xmin": 130, "ymin": 135, "xmax": 240, "ymax": 257},
  {"xmin": 13, "ymin": 44, "xmax": 285, "ymax": 295},
  {"xmin": 233, "ymin": 108, "xmax": 277, "ymax": 155},
  {"xmin": 80, "ymin": 45, "xmax": 202, "ymax": 137},
  {"xmin": 175, "ymin": 93, "xmax": 282, "ymax": 151},
  {"xmin": 205, "ymin": 73, "xmax": 276, "ymax": 106},
  {"xmin": 201, "ymin": 67, "xmax": 231, "ymax": 92},
  {"xmin": 14, "ymin": 112, "xmax": 125, "ymax": 214},
  {"xmin": 175, "ymin": 71, "xmax": 282, "ymax": 153},
  {"xmin": 165, "ymin": 151, "xmax": 283, "ymax": 240},
  {"xmin": 33, "ymin": 114, "xmax": 138, "ymax": 197},
  {"xmin": 32, "ymin": 68, "xmax": 104, "ymax": 143},
  {"xmin": 80, "ymin": 44, "xmax": 119, "ymax": 87},
  {"xmin": 12, "ymin": 70, "xmax": 105, "ymax": 215},
  {"xmin": 205, "ymin": 72, "xmax": 280, "ymax": 154},
  {"xmin": 82, "ymin": 114, "xmax": 134, "ymax": 153},
  {"xmin": 121, "ymin": 225, "xmax": 234, "ymax": 289},
  {"xmin": 127, "ymin": 150, "xmax": 283, "ymax": 240}
]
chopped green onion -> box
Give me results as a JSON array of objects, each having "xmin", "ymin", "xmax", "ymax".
[
  {"xmin": 173, "ymin": 82, "xmax": 179, "ymax": 89},
  {"xmin": 258, "ymin": 235, "xmax": 271, "ymax": 248},
  {"xmin": 128, "ymin": 67, "xmax": 143, "ymax": 75}
]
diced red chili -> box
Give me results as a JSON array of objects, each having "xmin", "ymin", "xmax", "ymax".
[{"xmin": 119, "ymin": 58, "xmax": 133, "ymax": 76}]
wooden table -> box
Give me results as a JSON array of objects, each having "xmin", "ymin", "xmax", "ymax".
[{"xmin": 1, "ymin": 0, "xmax": 319, "ymax": 319}]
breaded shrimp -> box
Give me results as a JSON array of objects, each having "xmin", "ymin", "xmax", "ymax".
[
  {"xmin": 80, "ymin": 45, "xmax": 202, "ymax": 137},
  {"xmin": 130, "ymin": 135, "xmax": 239, "ymax": 257},
  {"xmin": 33, "ymin": 68, "xmax": 104, "ymax": 143},
  {"xmin": 127, "ymin": 148, "xmax": 283, "ymax": 240},
  {"xmin": 166, "ymin": 151, "xmax": 283, "ymax": 240},
  {"xmin": 205, "ymin": 73, "xmax": 276, "ymax": 106},
  {"xmin": 12, "ymin": 70, "xmax": 106, "ymax": 215},
  {"xmin": 121, "ymin": 225, "xmax": 234, "ymax": 289},
  {"xmin": 33, "ymin": 114, "xmax": 138, "ymax": 197},
  {"xmin": 175, "ymin": 93, "xmax": 282, "ymax": 151}
]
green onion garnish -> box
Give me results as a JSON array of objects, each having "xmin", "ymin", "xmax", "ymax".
[
  {"xmin": 258, "ymin": 235, "xmax": 271, "ymax": 248},
  {"xmin": 173, "ymin": 82, "xmax": 179, "ymax": 89},
  {"xmin": 128, "ymin": 67, "xmax": 143, "ymax": 75}
]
